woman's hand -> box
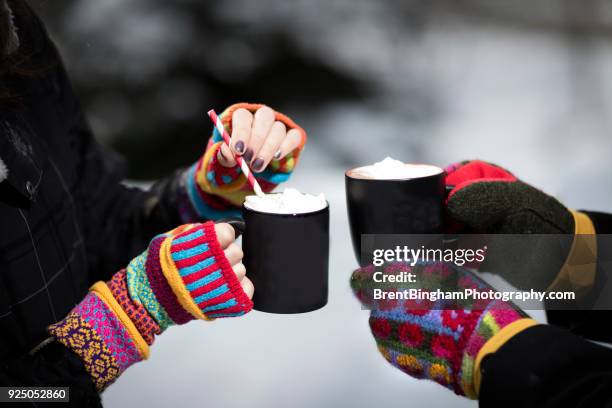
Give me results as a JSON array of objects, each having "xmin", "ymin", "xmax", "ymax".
[
  {"xmin": 215, "ymin": 222, "xmax": 254, "ymax": 298},
  {"xmin": 48, "ymin": 221, "xmax": 254, "ymax": 391},
  {"xmin": 216, "ymin": 106, "xmax": 303, "ymax": 173}
]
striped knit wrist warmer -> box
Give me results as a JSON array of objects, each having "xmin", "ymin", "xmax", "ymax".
[
  {"xmin": 161, "ymin": 221, "xmax": 253, "ymax": 319},
  {"xmin": 48, "ymin": 221, "xmax": 251, "ymax": 390}
]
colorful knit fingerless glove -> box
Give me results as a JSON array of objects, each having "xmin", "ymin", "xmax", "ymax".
[
  {"xmin": 351, "ymin": 262, "xmax": 536, "ymax": 399},
  {"xmin": 178, "ymin": 103, "xmax": 307, "ymax": 221},
  {"xmin": 445, "ymin": 160, "xmax": 598, "ymax": 294},
  {"xmin": 48, "ymin": 221, "xmax": 253, "ymax": 391}
]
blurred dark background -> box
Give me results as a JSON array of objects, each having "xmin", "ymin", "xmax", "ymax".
[
  {"xmin": 31, "ymin": 0, "xmax": 374, "ymax": 178},
  {"xmin": 29, "ymin": 0, "xmax": 612, "ymax": 181}
]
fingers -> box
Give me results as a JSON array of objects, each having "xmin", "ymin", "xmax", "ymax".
[
  {"xmin": 251, "ymin": 121, "xmax": 286, "ymax": 172},
  {"xmin": 224, "ymin": 106, "xmax": 301, "ymax": 172},
  {"xmin": 224, "ymin": 243, "xmax": 243, "ymax": 266},
  {"xmin": 240, "ymin": 276, "xmax": 255, "ymax": 299},
  {"xmin": 276, "ymin": 128, "xmax": 302, "ymax": 160},
  {"xmin": 230, "ymin": 108, "xmax": 253, "ymax": 156},
  {"xmin": 217, "ymin": 142, "xmax": 237, "ymax": 167},
  {"xmin": 214, "ymin": 223, "xmax": 236, "ymax": 248},
  {"xmin": 245, "ymin": 106, "xmax": 275, "ymax": 164},
  {"xmin": 233, "ymin": 262, "xmax": 246, "ymax": 281}
]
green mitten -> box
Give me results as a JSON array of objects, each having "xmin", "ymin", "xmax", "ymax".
[
  {"xmin": 444, "ymin": 160, "xmax": 597, "ymax": 293},
  {"xmin": 445, "ymin": 160, "xmax": 573, "ymax": 234}
]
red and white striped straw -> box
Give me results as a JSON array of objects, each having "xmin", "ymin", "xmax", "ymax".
[{"xmin": 207, "ymin": 109, "xmax": 265, "ymax": 197}]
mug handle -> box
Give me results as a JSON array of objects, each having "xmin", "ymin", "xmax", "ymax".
[
  {"xmin": 216, "ymin": 217, "xmax": 246, "ymax": 239},
  {"xmin": 445, "ymin": 185, "xmax": 455, "ymax": 197}
]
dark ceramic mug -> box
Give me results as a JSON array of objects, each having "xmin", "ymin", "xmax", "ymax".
[
  {"xmin": 222, "ymin": 198, "xmax": 330, "ymax": 314},
  {"xmin": 345, "ymin": 164, "xmax": 446, "ymax": 265}
]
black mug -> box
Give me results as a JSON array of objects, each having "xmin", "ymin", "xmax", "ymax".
[
  {"xmin": 224, "ymin": 199, "xmax": 330, "ymax": 314},
  {"xmin": 345, "ymin": 164, "xmax": 446, "ymax": 265}
]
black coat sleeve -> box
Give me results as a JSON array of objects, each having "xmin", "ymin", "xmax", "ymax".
[
  {"xmin": 15, "ymin": 5, "xmax": 188, "ymax": 283},
  {"xmin": 72, "ymin": 113, "xmax": 185, "ymax": 282},
  {"xmin": 546, "ymin": 211, "xmax": 612, "ymax": 342},
  {"xmin": 0, "ymin": 340, "xmax": 101, "ymax": 408},
  {"xmin": 479, "ymin": 324, "xmax": 612, "ymax": 408}
]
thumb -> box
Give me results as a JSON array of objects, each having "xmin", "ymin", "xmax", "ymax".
[
  {"xmin": 217, "ymin": 142, "xmax": 237, "ymax": 168},
  {"xmin": 350, "ymin": 265, "xmax": 377, "ymax": 309}
]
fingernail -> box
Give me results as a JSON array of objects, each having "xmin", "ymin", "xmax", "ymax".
[
  {"xmin": 273, "ymin": 150, "xmax": 282, "ymax": 160},
  {"xmin": 217, "ymin": 148, "xmax": 227, "ymax": 162},
  {"xmin": 243, "ymin": 148, "xmax": 254, "ymax": 163},
  {"xmin": 252, "ymin": 158, "xmax": 265, "ymax": 172},
  {"xmin": 234, "ymin": 141, "xmax": 245, "ymax": 154}
]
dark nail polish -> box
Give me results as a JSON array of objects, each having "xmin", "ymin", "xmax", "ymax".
[
  {"xmin": 234, "ymin": 141, "xmax": 245, "ymax": 154},
  {"xmin": 243, "ymin": 148, "xmax": 254, "ymax": 162},
  {"xmin": 252, "ymin": 158, "xmax": 265, "ymax": 172},
  {"xmin": 273, "ymin": 150, "xmax": 282, "ymax": 160}
]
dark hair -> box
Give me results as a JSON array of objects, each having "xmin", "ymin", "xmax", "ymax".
[{"xmin": 0, "ymin": 0, "xmax": 31, "ymax": 105}]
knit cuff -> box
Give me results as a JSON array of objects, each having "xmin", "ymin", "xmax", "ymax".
[
  {"xmin": 179, "ymin": 160, "xmax": 244, "ymax": 222},
  {"xmin": 159, "ymin": 221, "xmax": 253, "ymax": 319},
  {"xmin": 459, "ymin": 303, "xmax": 527, "ymax": 398},
  {"xmin": 145, "ymin": 235, "xmax": 195, "ymax": 325},
  {"xmin": 48, "ymin": 291, "xmax": 146, "ymax": 391},
  {"xmin": 472, "ymin": 318, "xmax": 537, "ymax": 395},
  {"xmin": 126, "ymin": 250, "xmax": 174, "ymax": 330},
  {"xmin": 107, "ymin": 269, "xmax": 161, "ymax": 345},
  {"xmin": 546, "ymin": 210, "xmax": 597, "ymax": 297}
]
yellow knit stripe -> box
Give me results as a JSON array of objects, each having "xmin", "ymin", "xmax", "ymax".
[
  {"xmin": 159, "ymin": 236, "xmax": 210, "ymax": 321},
  {"xmin": 473, "ymin": 318, "xmax": 538, "ymax": 394},
  {"xmin": 481, "ymin": 313, "xmax": 500, "ymax": 334},
  {"xmin": 90, "ymin": 282, "xmax": 150, "ymax": 359},
  {"xmin": 197, "ymin": 141, "xmax": 248, "ymax": 194},
  {"xmin": 547, "ymin": 210, "xmax": 597, "ymax": 297}
]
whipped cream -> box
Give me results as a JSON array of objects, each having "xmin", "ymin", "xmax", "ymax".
[
  {"xmin": 244, "ymin": 188, "xmax": 327, "ymax": 214},
  {"xmin": 351, "ymin": 157, "xmax": 442, "ymax": 180}
]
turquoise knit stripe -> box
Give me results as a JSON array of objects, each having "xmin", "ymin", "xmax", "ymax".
[
  {"xmin": 193, "ymin": 283, "xmax": 229, "ymax": 304},
  {"xmin": 202, "ymin": 298, "xmax": 237, "ymax": 312},
  {"xmin": 172, "ymin": 229, "xmax": 205, "ymax": 245},
  {"xmin": 172, "ymin": 244, "xmax": 210, "ymax": 261},
  {"xmin": 178, "ymin": 256, "xmax": 216, "ymax": 277},
  {"xmin": 208, "ymin": 311, "xmax": 246, "ymax": 318},
  {"xmin": 185, "ymin": 270, "xmax": 223, "ymax": 291}
]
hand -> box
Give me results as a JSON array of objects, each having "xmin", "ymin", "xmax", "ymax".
[
  {"xmin": 445, "ymin": 160, "xmax": 573, "ymax": 234},
  {"xmin": 217, "ymin": 105, "xmax": 303, "ymax": 173},
  {"xmin": 49, "ymin": 221, "xmax": 254, "ymax": 390},
  {"xmin": 214, "ymin": 222, "xmax": 254, "ymax": 298},
  {"xmin": 351, "ymin": 261, "xmax": 533, "ymax": 399},
  {"xmin": 444, "ymin": 160, "xmax": 596, "ymax": 292}
]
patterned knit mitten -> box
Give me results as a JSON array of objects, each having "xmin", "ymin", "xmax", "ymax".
[
  {"xmin": 178, "ymin": 103, "xmax": 307, "ymax": 221},
  {"xmin": 351, "ymin": 262, "xmax": 536, "ymax": 399},
  {"xmin": 48, "ymin": 221, "xmax": 252, "ymax": 391}
]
